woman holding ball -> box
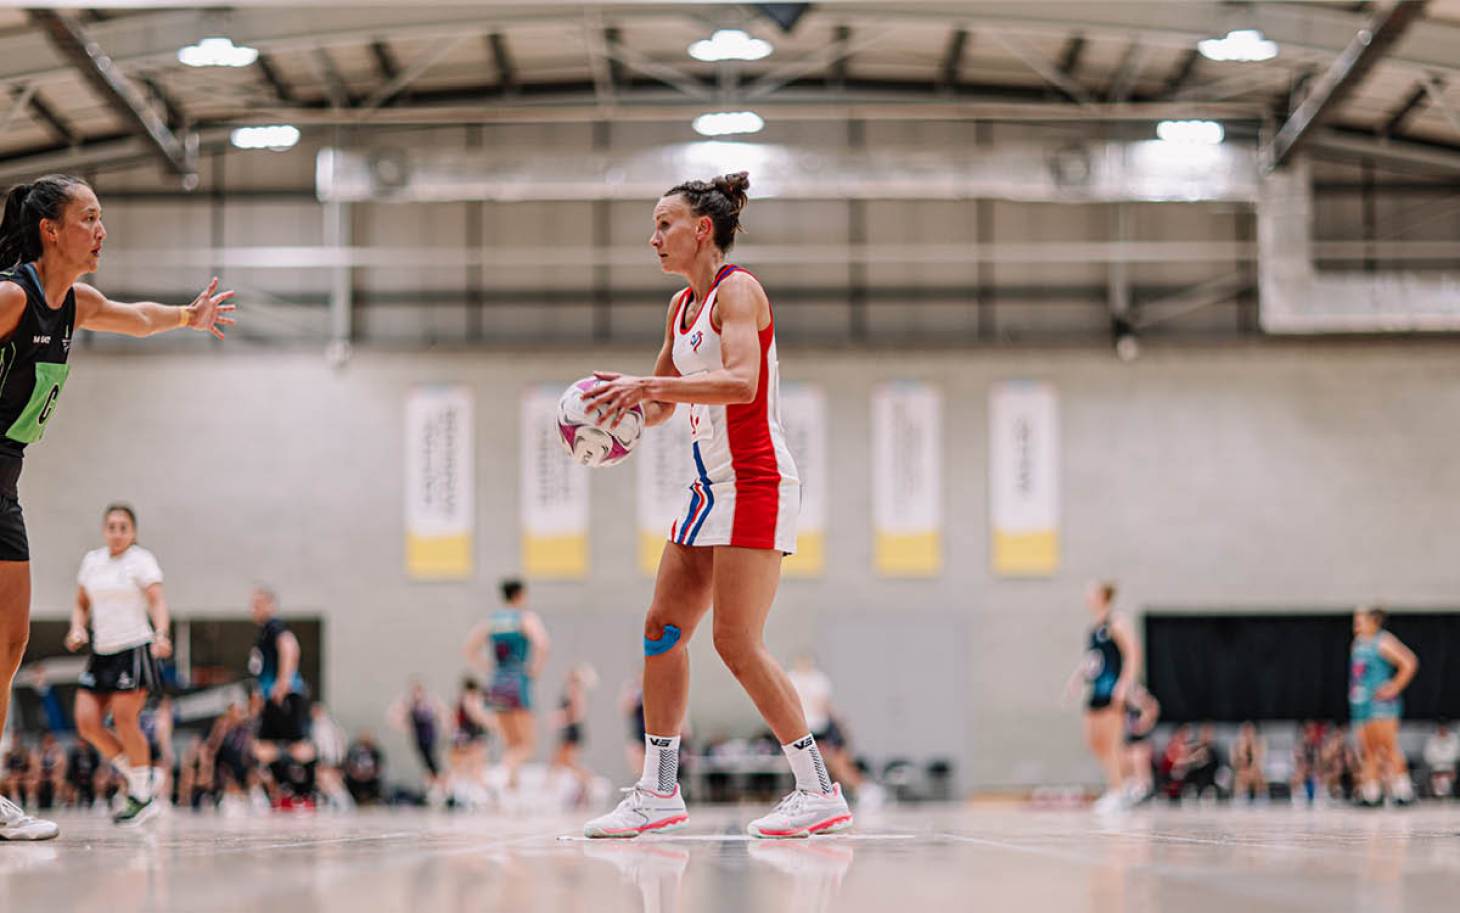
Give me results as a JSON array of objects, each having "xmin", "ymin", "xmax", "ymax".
[{"xmin": 581, "ymin": 172, "xmax": 850, "ymax": 839}]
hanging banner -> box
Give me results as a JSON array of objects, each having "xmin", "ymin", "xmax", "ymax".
[
  {"xmin": 521, "ymin": 385, "xmax": 590, "ymax": 578},
  {"xmin": 636, "ymin": 405, "xmax": 694, "ymax": 575},
  {"xmin": 990, "ymin": 380, "xmax": 1060, "ymax": 576},
  {"xmin": 405, "ymin": 385, "xmax": 474, "ymax": 580},
  {"xmin": 780, "ymin": 383, "xmax": 827, "ymax": 577},
  {"xmin": 872, "ymin": 382, "xmax": 942, "ymax": 576}
]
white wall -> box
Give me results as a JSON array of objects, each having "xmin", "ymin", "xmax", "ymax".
[{"xmin": 18, "ymin": 342, "xmax": 1460, "ymax": 790}]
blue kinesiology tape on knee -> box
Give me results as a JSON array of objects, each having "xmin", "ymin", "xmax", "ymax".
[{"xmin": 644, "ymin": 624, "xmax": 682, "ymax": 657}]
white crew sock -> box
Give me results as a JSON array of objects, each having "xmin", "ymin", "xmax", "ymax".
[
  {"xmin": 783, "ymin": 734, "xmax": 833, "ymax": 795},
  {"xmin": 640, "ymin": 734, "xmax": 680, "ymax": 794},
  {"xmin": 125, "ymin": 766, "xmax": 153, "ymax": 801}
]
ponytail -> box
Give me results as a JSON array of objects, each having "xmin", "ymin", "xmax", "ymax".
[{"xmin": 0, "ymin": 174, "xmax": 89, "ymax": 270}]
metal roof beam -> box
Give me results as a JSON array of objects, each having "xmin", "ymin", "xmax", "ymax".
[
  {"xmin": 1265, "ymin": 0, "xmax": 1430, "ymax": 169},
  {"xmin": 939, "ymin": 28, "xmax": 969, "ymax": 90},
  {"xmin": 1383, "ymin": 81, "xmax": 1431, "ymax": 136},
  {"xmin": 369, "ymin": 41, "xmax": 399, "ymax": 82},
  {"xmin": 1159, "ymin": 49, "xmax": 1201, "ymax": 98},
  {"xmin": 28, "ymin": 9, "xmax": 193, "ymax": 177},
  {"xmin": 360, "ymin": 35, "xmax": 467, "ymax": 112},
  {"xmin": 487, "ymin": 32, "xmax": 516, "ymax": 95},
  {"xmin": 987, "ymin": 31, "xmax": 1092, "ymax": 106},
  {"xmin": 1057, "ymin": 35, "xmax": 1085, "ymax": 77},
  {"xmin": 254, "ymin": 53, "xmax": 295, "ymax": 104}
]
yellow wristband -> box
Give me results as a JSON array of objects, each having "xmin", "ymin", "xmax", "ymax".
[{"xmin": 178, "ymin": 306, "xmax": 190, "ymax": 329}]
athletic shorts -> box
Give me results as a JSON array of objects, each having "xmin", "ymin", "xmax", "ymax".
[
  {"xmin": 1087, "ymin": 690, "xmax": 1116, "ymax": 711},
  {"xmin": 78, "ymin": 644, "xmax": 161, "ymax": 694},
  {"xmin": 668, "ymin": 477, "xmax": 799, "ymax": 555},
  {"xmin": 259, "ymin": 693, "xmax": 311, "ymax": 743},
  {"xmin": 0, "ymin": 496, "xmax": 27, "ymax": 562},
  {"xmin": 1351, "ymin": 700, "xmax": 1401, "ymax": 724},
  {"xmin": 561, "ymin": 723, "xmax": 583, "ymax": 747},
  {"xmin": 488, "ymin": 673, "xmax": 532, "ymax": 712},
  {"xmin": 812, "ymin": 720, "xmax": 846, "ymax": 751}
]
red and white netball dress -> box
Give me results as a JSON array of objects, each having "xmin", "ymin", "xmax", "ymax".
[{"xmin": 667, "ymin": 264, "xmax": 799, "ymax": 554}]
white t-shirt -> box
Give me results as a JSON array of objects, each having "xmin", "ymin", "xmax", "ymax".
[
  {"xmin": 77, "ymin": 545, "xmax": 163, "ymax": 654},
  {"xmin": 788, "ymin": 667, "xmax": 833, "ymax": 734}
]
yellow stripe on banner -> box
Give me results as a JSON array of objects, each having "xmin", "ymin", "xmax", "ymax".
[
  {"xmin": 406, "ymin": 534, "xmax": 473, "ymax": 579},
  {"xmin": 993, "ymin": 530, "xmax": 1059, "ymax": 576},
  {"xmin": 875, "ymin": 531, "xmax": 940, "ymax": 577},
  {"xmin": 639, "ymin": 531, "xmax": 669, "ymax": 577},
  {"xmin": 524, "ymin": 534, "xmax": 588, "ymax": 579},
  {"xmin": 782, "ymin": 531, "xmax": 824, "ymax": 577}
]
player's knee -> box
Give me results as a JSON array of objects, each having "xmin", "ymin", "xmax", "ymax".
[
  {"xmin": 643, "ymin": 620, "xmax": 683, "ymax": 657},
  {"xmin": 712, "ymin": 630, "xmax": 757, "ymax": 675}
]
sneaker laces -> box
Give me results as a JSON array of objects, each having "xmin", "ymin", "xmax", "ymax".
[{"xmin": 773, "ymin": 791, "xmax": 812, "ymax": 816}]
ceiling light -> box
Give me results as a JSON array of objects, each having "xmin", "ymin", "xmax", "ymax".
[
  {"xmin": 1197, "ymin": 29, "xmax": 1278, "ymax": 63},
  {"xmin": 692, "ymin": 111, "xmax": 765, "ymax": 137},
  {"xmin": 178, "ymin": 37, "xmax": 259, "ymax": 68},
  {"xmin": 1156, "ymin": 120, "xmax": 1224, "ymax": 145},
  {"xmin": 689, "ymin": 29, "xmax": 772, "ymax": 63},
  {"xmin": 231, "ymin": 125, "xmax": 300, "ymax": 151}
]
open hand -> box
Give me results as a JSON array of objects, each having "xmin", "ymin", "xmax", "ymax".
[{"xmin": 186, "ymin": 277, "xmax": 237, "ymax": 340}]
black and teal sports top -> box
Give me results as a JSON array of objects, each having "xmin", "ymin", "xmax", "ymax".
[{"xmin": 0, "ymin": 262, "xmax": 75, "ymax": 458}]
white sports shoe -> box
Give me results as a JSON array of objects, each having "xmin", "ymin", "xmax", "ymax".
[
  {"xmin": 747, "ymin": 784, "xmax": 853, "ymax": 839},
  {"xmin": 583, "ymin": 784, "xmax": 688, "ymax": 838},
  {"xmin": 1092, "ymin": 789, "xmax": 1127, "ymax": 815},
  {"xmin": 0, "ymin": 796, "xmax": 59, "ymax": 841}
]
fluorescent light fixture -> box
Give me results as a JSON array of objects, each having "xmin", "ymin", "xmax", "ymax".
[
  {"xmin": 692, "ymin": 111, "xmax": 764, "ymax": 137},
  {"xmin": 689, "ymin": 29, "xmax": 772, "ymax": 62},
  {"xmin": 1197, "ymin": 29, "xmax": 1278, "ymax": 62},
  {"xmin": 178, "ymin": 36, "xmax": 259, "ymax": 68},
  {"xmin": 231, "ymin": 125, "xmax": 300, "ymax": 151},
  {"xmin": 1156, "ymin": 120, "xmax": 1224, "ymax": 145}
]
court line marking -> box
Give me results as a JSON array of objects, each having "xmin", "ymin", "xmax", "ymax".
[{"xmin": 556, "ymin": 833, "xmax": 916, "ymax": 843}]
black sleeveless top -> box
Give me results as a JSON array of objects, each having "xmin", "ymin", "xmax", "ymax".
[{"xmin": 0, "ymin": 262, "xmax": 76, "ymax": 459}]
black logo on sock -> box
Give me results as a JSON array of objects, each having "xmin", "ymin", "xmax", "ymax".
[
  {"xmin": 793, "ymin": 737, "xmax": 814, "ymax": 751},
  {"xmin": 649, "ymin": 737, "xmax": 673, "ymax": 748}
]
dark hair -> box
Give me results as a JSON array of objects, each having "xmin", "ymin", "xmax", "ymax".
[
  {"xmin": 665, "ymin": 171, "xmax": 750, "ymax": 251},
  {"xmin": 103, "ymin": 503, "xmax": 137, "ymax": 528},
  {"xmin": 461, "ymin": 677, "xmax": 479, "ymax": 692},
  {"xmin": 1098, "ymin": 581, "xmax": 1117, "ymax": 606},
  {"xmin": 0, "ymin": 174, "xmax": 90, "ymax": 269},
  {"xmin": 500, "ymin": 578, "xmax": 524, "ymax": 603},
  {"xmin": 1362, "ymin": 604, "xmax": 1387, "ymax": 628}
]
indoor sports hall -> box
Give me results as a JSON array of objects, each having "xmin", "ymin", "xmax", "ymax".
[{"xmin": 1, "ymin": 2, "xmax": 1458, "ymax": 911}]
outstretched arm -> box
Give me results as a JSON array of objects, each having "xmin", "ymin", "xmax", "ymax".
[{"xmin": 75, "ymin": 278, "xmax": 235, "ymax": 339}]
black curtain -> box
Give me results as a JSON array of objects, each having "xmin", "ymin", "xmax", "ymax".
[{"xmin": 1144, "ymin": 611, "xmax": 1460, "ymax": 723}]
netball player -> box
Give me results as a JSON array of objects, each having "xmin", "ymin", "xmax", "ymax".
[
  {"xmin": 581, "ymin": 172, "xmax": 851, "ymax": 838},
  {"xmin": 388, "ymin": 679, "xmax": 447, "ymax": 801},
  {"xmin": 1350, "ymin": 606, "xmax": 1419, "ymax": 806},
  {"xmin": 0, "ymin": 174, "xmax": 233, "ymax": 840},
  {"xmin": 1068, "ymin": 581, "xmax": 1138, "ymax": 814},
  {"xmin": 463, "ymin": 579, "xmax": 549, "ymax": 792},
  {"xmin": 65, "ymin": 503, "xmax": 170, "ymax": 826},
  {"xmin": 550, "ymin": 663, "xmax": 598, "ymax": 804},
  {"xmin": 249, "ymin": 586, "xmax": 317, "ymax": 805}
]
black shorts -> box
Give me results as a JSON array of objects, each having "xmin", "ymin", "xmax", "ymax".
[
  {"xmin": 561, "ymin": 723, "xmax": 583, "ymax": 747},
  {"xmin": 79, "ymin": 644, "xmax": 161, "ymax": 694},
  {"xmin": 813, "ymin": 720, "xmax": 846, "ymax": 751},
  {"xmin": 0, "ymin": 495, "xmax": 26, "ymax": 562},
  {"xmin": 259, "ymin": 693, "xmax": 311, "ymax": 743}
]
